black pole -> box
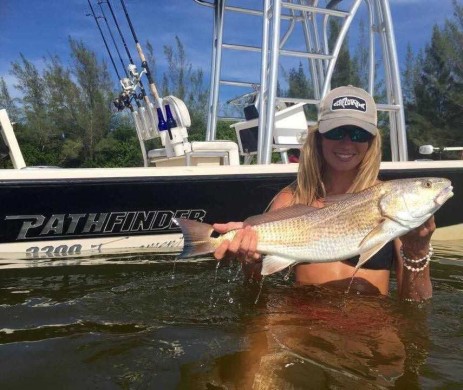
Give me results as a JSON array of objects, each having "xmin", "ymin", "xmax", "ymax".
[
  {"xmin": 119, "ymin": 0, "xmax": 140, "ymax": 46},
  {"xmin": 103, "ymin": 0, "xmax": 149, "ymax": 101},
  {"xmin": 88, "ymin": 0, "xmax": 137, "ymax": 111},
  {"xmin": 104, "ymin": 0, "xmax": 136, "ymax": 65},
  {"xmin": 86, "ymin": 0, "xmax": 122, "ymax": 81},
  {"xmin": 97, "ymin": 0, "xmax": 129, "ymax": 78},
  {"xmin": 96, "ymin": 0, "xmax": 144, "ymax": 109},
  {"xmin": 119, "ymin": 0, "xmax": 160, "ymax": 100}
]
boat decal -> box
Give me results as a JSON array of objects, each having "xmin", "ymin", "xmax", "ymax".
[
  {"xmin": 5, "ymin": 209, "xmax": 206, "ymax": 240},
  {"xmin": 26, "ymin": 244, "xmax": 83, "ymax": 258}
]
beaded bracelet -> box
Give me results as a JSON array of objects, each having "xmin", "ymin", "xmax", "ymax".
[{"xmin": 400, "ymin": 244, "xmax": 433, "ymax": 273}]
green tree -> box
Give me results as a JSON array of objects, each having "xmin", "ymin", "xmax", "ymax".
[
  {"xmin": 0, "ymin": 77, "xmax": 20, "ymax": 121},
  {"xmin": 286, "ymin": 62, "xmax": 311, "ymax": 99},
  {"xmin": 69, "ymin": 37, "xmax": 114, "ymax": 162},
  {"xmin": 405, "ymin": 3, "xmax": 463, "ymax": 160},
  {"xmin": 402, "ymin": 45, "xmax": 420, "ymax": 106},
  {"xmin": 43, "ymin": 55, "xmax": 80, "ymax": 137},
  {"xmin": 162, "ymin": 36, "xmax": 208, "ymax": 139},
  {"xmin": 163, "ymin": 36, "xmax": 189, "ymax": 99},
  {"xmin": 351, "ymin": 19, "xmax": 369, "ymax": 90},
  {"xmin": 5, "ymin": 34, "xmax": 211, "ymax": 168},
  {"xmin": 328, "ymin": 18, "xmax": 360, "ymax": 88},
  {"xmin": 10, "ymin": 54, "xmax": 51, "ymax": 152}
]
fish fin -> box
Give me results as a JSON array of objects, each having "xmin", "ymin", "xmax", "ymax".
[
  {"xmin": 358, "ymin": 218, "xmax": 386, "ymax": 248},
  {"xmin": 174, "ymin": 218, "xmax": 215, "ymax": 258},
  {"xmin": 244, "ymin": 204, "xmax": 318, "ymax": 227},
  {"xmin": 261, "ymin": 255, "xmax": 296, "ymax": 276},
  {"xmin": 356, "ymin": 241, "xmax": 389, "ymax": 269},
  {"xmin": 355, "ymin": 219, "xmax": 389, "ymax": 268}
]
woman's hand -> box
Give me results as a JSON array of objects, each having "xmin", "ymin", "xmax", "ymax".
[
  {"xmin": 212, "ymin": 222, "xmax": 261, "ymax": 262},
  {"xmin": 396, "ymin": 216, "xmax": 435, "ymax": 301},
  {"xmin": 399, "ymin": 216, "xmax": 435, "ymax": 258}
]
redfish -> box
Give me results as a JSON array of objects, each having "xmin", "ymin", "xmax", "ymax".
[{"xmin": 175, "ymin": 178, "xmax": 453, "ymax": 275}]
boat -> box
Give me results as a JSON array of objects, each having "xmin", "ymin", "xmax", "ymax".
[{"xmin": 0, "ymin": 0, "xmax": 462, "ymax": 267}]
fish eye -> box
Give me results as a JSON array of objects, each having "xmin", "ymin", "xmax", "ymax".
[{"xmin": 423, "ymin": 181, "xmax": 432, "ymax": 188}]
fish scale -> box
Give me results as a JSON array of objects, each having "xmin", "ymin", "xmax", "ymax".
[{"xmin": 253, "ymin": 190, "xmax": 384, "ymax": 260}]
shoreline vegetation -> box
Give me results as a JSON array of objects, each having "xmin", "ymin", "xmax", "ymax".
[{"xmin": 0, "ymin": 2, "xmax": 462, "ymax": 168}]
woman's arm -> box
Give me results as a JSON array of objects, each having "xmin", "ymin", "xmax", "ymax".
[{"xmin": 394, "ymin": 216, "xmax": 435, "ymax": 301}]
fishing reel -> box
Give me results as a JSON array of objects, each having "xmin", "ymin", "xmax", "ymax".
[
  {"xmin": 127, "ymin": 64, "xmax": 146, "ymax": 88},
  {"xmin": 120, "ymin": 77, "xmax": 136, "ymax": 94},
  {"xmin": 113, "ymin": 91, "xmax": 132, "ymax": 111}
]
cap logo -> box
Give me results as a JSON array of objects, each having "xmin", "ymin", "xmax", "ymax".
[{"xmin": 331, "ymin": 96, "xmax": 366, "ymax": 112}]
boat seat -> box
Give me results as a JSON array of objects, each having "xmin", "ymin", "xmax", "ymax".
[
  {"xmin": 230, "ymin": 103, "xmax": 310, "ymax": 163},
  {"xmin": 149, "ymin": 140, "xmax": 239, "ymax": 167},
  {"xmin": 147, "ymin": 148, "xmax": 168, "ymax": 160},
  {"xmin": 190, "ymin": 140, "xmax": 239, "ymax": 165}
]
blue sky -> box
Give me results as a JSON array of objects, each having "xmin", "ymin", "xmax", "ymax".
[{"xmin": 0, "ymin": 0, "xmax": 456, "ymax": 102}]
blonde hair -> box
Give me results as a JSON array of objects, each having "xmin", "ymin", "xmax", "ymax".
[{"xmin": 290, "ymin": 125, "xmax": 382, "ymax": 205}]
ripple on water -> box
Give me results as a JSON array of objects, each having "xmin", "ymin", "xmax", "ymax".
[
  {"xmin": 1, "ymin": 251, "xmax": 463, "ymax": 388},
  {"xmin": 0, "ymin": 321, "xmax": 148, "ymax": 344}
]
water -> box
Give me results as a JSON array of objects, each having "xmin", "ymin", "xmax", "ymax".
[{"xmin": 1, "ymin": 243, "xmax": 463, "ymax": 389}]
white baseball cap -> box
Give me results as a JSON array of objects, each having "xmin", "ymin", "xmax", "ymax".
[{"xmin": 318, "ymin": 85, "xmax": 378, "ymax": 135}]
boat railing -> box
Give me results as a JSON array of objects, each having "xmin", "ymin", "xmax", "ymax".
[
  {"xmin": 0, "ymin": 109, "xmax": 26, "ymax": 169},
  {"xmin": 195, "ymin": 0, "xmax": 408, "ymax": 163}
]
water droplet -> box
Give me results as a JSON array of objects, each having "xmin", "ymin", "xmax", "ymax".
[
  {"xmin": 254, "ymin": 277, "xmax": 265, "ymax": 304},
  {"xmin": 284, "ymin": 265, "xmax": 293, "ymax": 281}
]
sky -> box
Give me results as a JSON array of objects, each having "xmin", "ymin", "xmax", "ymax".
[{"xmin": 0, "ymin": 0, "xmax": 457, "ymax": 104}]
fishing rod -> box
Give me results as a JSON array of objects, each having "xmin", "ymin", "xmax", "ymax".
[
  {"xmin": 87, "ymin": 0, "xmax": 151, "ymax": 166},
  {"xmin": 96, "ymin": 0, "xmax": 129, "ymax": 80},
  {"xmin": 87, "ymin": 0, "xmax": 137, "ymax": 112},
  {"xmin": 100, "ymin": 0, "xmax": 153, "ymax": 113},
  {"xmin": 95, "ymin": 0, "xmax": 147, "ymax": 113},
  {"xmin": 102, "ymin": 0, "xmax": 136, "ymax": 72},
  {"xmin": 113, "ymin": 0, "xmax": 189, "ymax": 157},
  {"xmin": 118, "ymin": 0, "xmax": 161, "ymax": 104},
  {"xmin": 86, "ymin": 0, "xmax": 123, "ymax": 82},
  {"xmin": 117, "ymin": 0, "xmax": 177, "ymax": 143}
]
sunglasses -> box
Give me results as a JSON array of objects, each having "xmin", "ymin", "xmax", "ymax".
[{"xmin": 322, "ymin": 126, "xmax": 373, "ymax": 143}]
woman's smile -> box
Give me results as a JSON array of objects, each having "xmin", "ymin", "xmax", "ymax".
[
  {"xmin": 322, "ymin": 137, "xmax": 369, "ymax": 172},
  {"xmin": 333, "ymin": 150, "xmax": 357, "ymax": 161}
]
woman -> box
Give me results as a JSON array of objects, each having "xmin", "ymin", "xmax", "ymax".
[{"xmin": 214, "ymin": 86, "xmax": 434, "ymax": 301}]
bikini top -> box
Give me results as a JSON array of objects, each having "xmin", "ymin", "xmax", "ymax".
[{"xmin": 344, "ymin": 241, "xmax": 394, "ymax": 270}]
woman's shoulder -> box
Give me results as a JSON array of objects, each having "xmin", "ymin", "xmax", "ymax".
[
  {"xmin": 271, "ymin": 187, "xmax": 326, "ymax": 210},
  {"xmin": 270, "ymin": 187, "xmax": 294, "ymax": 211}
]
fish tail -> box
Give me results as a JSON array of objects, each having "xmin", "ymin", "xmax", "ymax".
[{"xmin": 174, "ymin": 218, "xmax": 216, "ymax": 258}]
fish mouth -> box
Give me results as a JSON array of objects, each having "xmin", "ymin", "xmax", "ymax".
[{"xmin": 435, "ymin": 185, "xmax": 454, "ymax": 206}]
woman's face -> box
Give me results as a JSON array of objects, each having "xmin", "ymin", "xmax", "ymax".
[{"xmin": 321, "ymin": 134, "xmax": 370, "ymax": 173}]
